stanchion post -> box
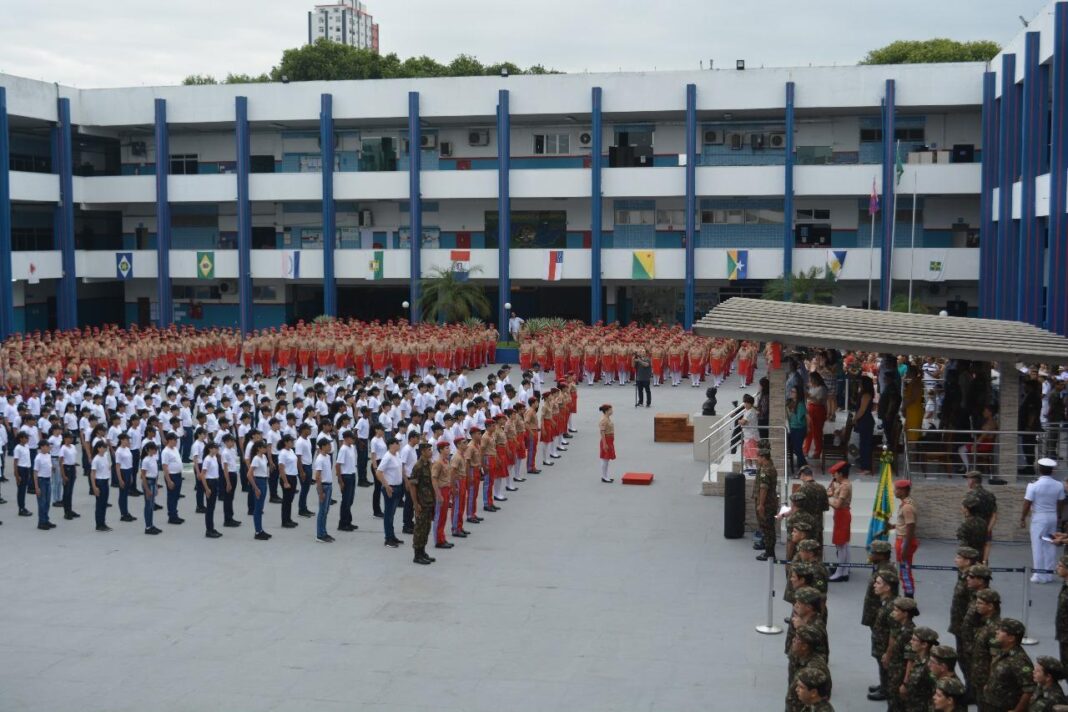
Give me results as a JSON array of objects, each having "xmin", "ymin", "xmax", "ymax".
[
  {"xmin": 756, "ymin": 558, "xmax": 783, "ymax": 635},
  {"xmin": 1021, "ymin": 567, "xmax": 1038, "ymax": 645}
]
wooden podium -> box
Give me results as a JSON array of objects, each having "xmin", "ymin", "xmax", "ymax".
[{"xmin": 654, "ymin": 413, "xmax": 694, "ymax": 443}]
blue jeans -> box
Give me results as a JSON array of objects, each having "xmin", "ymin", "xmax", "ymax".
[
  {"xmin": 317, "ymin": 483, "xmax": 333, "ymax": 538},
  {"xmin": 118, "ymin": 467, "xmax": 134, "ymax": 517},
  {"xmin": 252, "ymin": 476, "xmax": 268, "ymax": 533},
  {"xmin": 16, "ymin": 466, "xmax": 30, "ymax": 512},
  {"xmin": 95, "ymin": 480, "xmax": 110, "ymax": 527},
  {"xmin": 62, "ymin": 464, "xmax": 77, "ymax": 515},
  {"xmin": 788, "ymin": 427, "xmax": 807, "ymax": 471},
  {"xmin": 144, "ymin": 479, "xmax": 158, "ymax": 528},
  {"xmin": 204, "ymin": 478, "xmax": 220, "ymax": 533},
  {"xmin": 166, "ymin": 474, "xmax": 183, "ymax": 520},
  {"xmin": 382, "ymin": 483, "xmax": 403, "ymax": 542},
  {"xmin": 339, "ymin": 474, "xmax": 356, "ymax": 527},
  {"xmin": 298, "ymin": 464, "xmax": 313, "ymax": 513},
  {"xmin": 36, "ymin": 478, "xmax": 51, "ymax": 525}
]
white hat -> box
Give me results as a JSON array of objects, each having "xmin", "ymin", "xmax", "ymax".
[{"xmin": 1037, "ymin": 457, "xmax": 1058, "ymax": 469}]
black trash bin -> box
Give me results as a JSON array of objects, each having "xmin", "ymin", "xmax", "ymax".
[{"xmin": 723, "ymin": 472, "xmax": 746, "ymax": 539}]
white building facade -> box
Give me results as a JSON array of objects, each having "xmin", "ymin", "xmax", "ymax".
[{"xmin": 308, "ymin": 1, "xmax": 379, "ymax": 52}]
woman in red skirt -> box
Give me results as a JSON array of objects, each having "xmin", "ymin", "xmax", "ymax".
[
  {"xmin": 598, "ymin": 404, "xmax": 615, "ymax": 483},
  {"xmin": 827, "ymin": 461, "xmax": 852, "ymax": 581}
]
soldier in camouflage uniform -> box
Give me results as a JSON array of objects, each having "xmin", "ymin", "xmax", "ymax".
[
  {"xmin": 786, "ymin": 503, "xmax": 820, "ymax": 564},
  {"xmin": 754, "ymin": 446, "xmax": 780, "ymax": 561},
  {"xmin": 409, "ymin": 443, "xmax": 436, "ymax": 565},
  {"xmin": 796, "ymin": 539, "xmax": 830, "ymax": 607},
  {"xmin": 785, "ymin": 585, "xmax": 828, "ymax": 661},
  {"xmin": 784, "ymin": 520, "xmax": 817, "ymax": 604},
  {"xmin": 1057, "ymin": 554, "xmax": 1068, "ymax": 667},
  {"xmin": 787, "ymin": 624, "xmax": 832, "ymax": 712},
  {"xmin": 1030, "ymin": 656, "xmax": 1067, "ymax": 711},
  {"xmin": 900, "ymin": 625, "xmax": 938, "ymax": 712},
  {"xmin": 793, "ymin": 465, "xmax": 830, "ymax": 545},
  {"xmin": 958, "ymin": 563, "xmax": 993, "ymax": 694},
  {"xmin": 964, "ymin": 471, "xmax": 997, "ymax": 563},
  {"xmin": 885, "ymin": 596, "xmax": 919, "ymax": 712},
  {"xmin": 868, "ymin": 569, "xmax": 900, "ymax": 702},
  {"xmin": 932, "ymin": 677, "xmax": 967, "ymax": 710},
  {"xmin": 983, "ymin": 618, "xmax": 1035, "ymax": 711},
  {"xmin": 793, "ymin": 665, "xmax": 834, "ymax": 712},
  {"xmin": 863, "ymin": 541, "xmax": 896, "ymax": 697},
  {"xmin": 948, "ymin": 546, "xmax": 980, "ymax": 660},
  {"xmin": 969, "ymin": 587, "xmax": 1001, "ymax": 710},
  {"xmin": 928, "ymin": 644, "xmax": 962, "ymax": 687},
  {"xmin": 957, "ymin": 493, "xmax": 989, "ymax": 555}
]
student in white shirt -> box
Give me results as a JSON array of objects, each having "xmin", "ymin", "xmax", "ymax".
[
  {"xmin": 140, "ymin": 441, "xmax": 162, "ymax": 535},
  {"xmin": 13, "ymin": 431, "xmax": 33, "ymax": 517},
  {"xmin": 90, "ymin": 441, "xmax": 113, "ymax": 531},
  {"xmin": 161, "ymin": 433, "xmax": 185, "ymax": 525},
  {"xmin": 375, "ymin": 437, "xmax": 405, "ymax": 547},
  {"xmin": 58, "ymin": 431, "xmax": 81, "ymax": 520},
  {"xmin": 113, "ymin": 434, "xmax": 137, "ymax": 524},
  {"xmin": 33, "ymin": 440, "xmax": 55, "ymax": 529},
  {"xmin": 219, "ymin": 433, "xmax": 241, "ymax": 529},
  {"xmin": 199, "ymin": 440, "xmax": 222, "ymax": 538},
  {"xmin": 313, "ymin": 438, "xmax": 335, "ymax": 543},
  {"xmin": 248, "ymin": 441, "xmax": 271, "ymax": 540},
  {"xmin": 294, "ymin": 424, "xmax": 315, "ymax": 518},
  {"xmin": 274, "ymin": 435, "xmax": 297, "ymax": 529},
  {"xmin": 369, "ymin": 424, "xmax": 388, "ymax": 518},
  {"xmin": 336, "ymin": 430, "xmax": 359, "ymax": 532}
]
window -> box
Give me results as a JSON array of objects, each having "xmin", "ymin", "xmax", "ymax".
[
  {"xmin": 859, "ymin": 128, "xmax": 883, "ymax": 143},
  {"xmin": 656, "ymin": 209, "xmax": 685, "ymax": 226},
  {"xmin": 614, "ymin": 209, "xmax": 654, "ymax": 226},
  {"xmin": 796, "ymin": 208, "xmax": 831, "ymax": 221},
  {"xmin": 533, "ymin": 133, "xmax": 570, "ymax": 155},
  {"xmin": 894, "ymin": 127, "xmax": 925, "ymax": 142},
  {"xmin": 169, "ymin": 154, "xmax": 199, "ymax": 175},
  {"xmin": 746, "ymin": 208, "xmax": 783, "ymax": 224},
  {"xmin": 701, "ymin": 208, "xmax": 782, "ymax": 224}
]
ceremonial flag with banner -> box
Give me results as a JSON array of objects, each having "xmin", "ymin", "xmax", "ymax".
[
  {"xmin": 282, "ymin": 250, "xmax": 301, "ymax": 280},
  {"xmin": 869, "ymin": 179, "xmax": 880, "ymax": 216},
  {"xmin": 450, "ymin": 250, "xmax": 470, "ymax": 282},
  {"xmin": 367, "ymin": 250, "xmax": 384, "ymax": 281},
  {"xmin": 116, "ymin": 252, "xmax": 133, "ymax": 280},
  {"xmin": 546, "ymin": 249, "xmax": 564, "ymax": 281},
  {"xmin": 927, "ymin": 252, "xmax": 946, "ymax": 282},
  {"xmin": 866, "ymin": 450, "xmax": 896, "ymax": 548},
  {"xmin": 727, "ymin": 249, "xmax": 748, "ymax": 281},
  {"xmin": 826, "ymin": 250, "xmax": 847, "ymax": 281},
  {"xmin": 196, "ymin": 251, "xmax": 215, "ymax": 280},
  {"xmin": 631, "ymin": 250, "xmax": 655, "ymax": 280}
]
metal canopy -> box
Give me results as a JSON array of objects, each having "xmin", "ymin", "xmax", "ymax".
[{"xmin": 694, "ymin": 298, "xmax": 1068, "ymax": 364}]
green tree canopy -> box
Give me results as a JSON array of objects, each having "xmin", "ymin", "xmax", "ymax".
[
  {"xmin": 419, "ymin": 267, "xmax": 491, "ymax": 323},
  {"xmin": 762, "ymin": 267, "xmax": 838, "ymax": 305},
  {"xmin": 860, "ymin": 39, "xmax": 1000, "ymax": 65},
  {"xmin": 183, "ymin": 40, "xmax": 559, "ymax": 85}
]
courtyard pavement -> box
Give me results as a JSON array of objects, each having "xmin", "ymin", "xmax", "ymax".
[{"xmin": 0, "ymin": 365, "xmax": 1061, "ymax": 712}]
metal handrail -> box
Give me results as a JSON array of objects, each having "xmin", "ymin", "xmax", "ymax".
[{"xmin": 903, "ymin": 427, "xmax": 1050, "ymax": 480}]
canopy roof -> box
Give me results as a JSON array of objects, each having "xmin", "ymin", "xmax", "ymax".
[{"xmin": 694, "ymin": 298, "xmax": 1068, "ymax": 364}]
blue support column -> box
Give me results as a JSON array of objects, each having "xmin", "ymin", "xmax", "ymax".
[
  {"xmin": 1019, "ymin": 33, "xmax": 1042, "ymax": 325},
  {"xmin": 497, "ymin": 89, "xmax": 511, "ymax": 333},
  {"xmin": 590, "ymin": 87, "xmax": 603, "ymax": 324},
  {"xmin": 683, "ymin": 83, "xmax": 697, "ymax": 329},
  {"xmin": 879, "ymin": 80, "xmax": 895, "ymax": 311},
  {"xmin": 235, "ymin": 96, "xmax": 253, "ymax": 335},
  {"xmin": 979, "ymin": 73, "xmax": 997, "ymax": 318},
  {"xmin": 56, "ymin": 98, "xmax": 77, "ymax": 330},
  {"xmin": 997, "ymin": 54, "xmax": 1019, "ymax": 320},
  {"xmin": 1049, "ymin": 3, "xmax": 1068, "ymax": 336},
  {"xmin": 154, "ymin": 99, "xmax": 173, "ymax": 327},
  {"xmin": 320, "ymin": 93, "xmax": 337, "ymax": 319},
  {"xmin": 783, "ymin": 81, "xmax": 796, "ymax": 300},
  {"xmin": 408, "ymin": 91, "xmax": 422, "ymax": 323},
  {"xmin": 0, "ymin": 88, "xmax": 14, "ymax": 338}
]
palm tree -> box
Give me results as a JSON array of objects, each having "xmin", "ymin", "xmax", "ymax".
[
  {"xmin": 762, "ymin": 267, "xmax": 838, "ymax": 304},
  {"xmin": 419, "ymin": 267, "xmax": 491, "ymax": 323}
]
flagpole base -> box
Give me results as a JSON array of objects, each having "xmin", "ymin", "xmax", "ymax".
[{"xmin": 755, "ymin": 625, "xmax": 783, "ymax": 636}]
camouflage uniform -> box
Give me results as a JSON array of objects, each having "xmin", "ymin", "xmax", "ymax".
[
  {"xmin": 804, "ymin": 703, "xmax": 834, "ymax": 712},
  {"xmin": 795, "ymin": 479, "xmax": 830, "ymax": 545},
  {"xmin": 1029, "ymin": 656, "xmax": 1067, "ymax": 711},
  {"xmin": 982, "ymin": 642, "xmax": 1034, "ymax": 712},
  {"xmin": 948, "ymin": 547, "xmax": 979, "ymax": 655},
  {"xmin": 787, "ymin": 625, "xmax": 832, "ymax": 712},
  {"xmin": 784, "ymin": 585, "xmax": 828, "ymax": 659},
  {"xmin": 861, "ymin": 545, "xmax": 896, "ymax": 628},
  {"xmin": 885, "ymin": 599, "xmax": 916, "ymax": 712},
  {"xmin": 955, "ymin": 513, "xmax": 988, "ymax": 554},
  {"xmin": 410, "ymin": 459, "xmax": 435, "ymax": 554},
  {"xmin": 969, "ymin": 614, "xmax": 998, "ymax": 710},
  {"xmin": 901, "ymin": 627, "xmax": 937, "ymax": 712},
  {"xmin": 958, "ymin": 564, "xmax": 992, "ymax": 689},
  {"xmin": 871, "ymin": 594, "xmax": 895, "ymax": 697},
  {"xmin": 753, "ymin": 459, "xmax": 779, "ymax": 558},
  {"xmin": 969, "ymin": 483, "xmax": 998, "ymax": 526}
]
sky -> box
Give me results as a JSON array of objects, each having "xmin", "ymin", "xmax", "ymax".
[{"xmin": 0, "ymin": 0, "xmax": 1052, "ymax": 88}]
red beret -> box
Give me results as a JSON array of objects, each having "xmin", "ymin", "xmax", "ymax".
[
  {"xmin": 828, "ymin": 461, "xmax": 849, "ymax": 474},
  {"xmin": 894, "ymin": 479, "xmax": 911, "ymax": 489}
]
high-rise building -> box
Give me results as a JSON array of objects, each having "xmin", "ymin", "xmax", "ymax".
[{"xmin": 308, "ymin": 1, "xmax": 379, "ymax": 52}]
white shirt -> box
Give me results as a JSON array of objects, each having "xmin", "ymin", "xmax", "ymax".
[
  {"xmin": 59, "ymin": 443, "xmax": 78, "ymax": 466},
  {"xmin": 377, "ymin": 451, "xmax": 403, "ymax": 486},
  {"xmin": 278, "ymin": 448, "xmax": 299, "ymax": 477},
  {"xmin": 398, "ymin": 443, "xmax": 417, "ymax": 478},
  {"xmin": 251, "ymin": 454, "xmax": 269, "ymax": 479},
  {"xmin": 162, "ymin": 446, "xmax": 183, "ymax": 475},
  {"xmin": 1025, "ymin": 475, "xmax": 1066, "ymax": 516},
  {"xmin": 295, "ymin": 436, "xmax": 313, "ymax": 467},
  {"xmin": 314, "ymin": 452, "xmax": 334, "ymax": 484},
  {"xmin": 202, "ymin": 455, "xmax": 220, "ymax": 480},
  {"xmin": 33, "ymin": 452, "xmax": 53, "ymax": 478},
  {"xmin": 336, "ymin": 443, "xmax": 357, "ymax": 475},
  {"xmin": 115, "ymin": 446, "xmax": 134, "ymax": 470},
  {"xmin": 142, "ymin": 457, "xmax": 159, "ymax": 479},
  {"xmin": 92, "ymin": 453, "xmax": 112, "ymax": 480},
  {"xmin": 370, "ymin": 435, "xmax": 387, "ymax": 462},
  {"xmin": 14, "ymin": 443, "xmax": 31, "ymax": 468}
]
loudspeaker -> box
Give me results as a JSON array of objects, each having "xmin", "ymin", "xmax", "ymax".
[
  {"xmin": 952, "ymin": 144, "xmax": 975, "ymax": 163},
  {"xmin": 723, "ymin": 472, "xmax": 746, "ymax": 539}
]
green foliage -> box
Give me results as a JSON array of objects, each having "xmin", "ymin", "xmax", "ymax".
[
  {"xmin": 419, "ymin": 267, "xmax": 491, "ymax": 323},
  {"xmin": 860, "ymin": 39, "xmax": 1000, "ymax": 65},
  {"xmin": 762, "ymin": 267, "xmax": 838, "ymax": 305},
  {"xmin": 520, "ymin": 317, "xmax": 570, "ymax": 337},
  {"xmin": 890, "ymin": 295, "xmax": 930, "ymax": 314},
  {"xmin": 183, "ymin": 41, "xmax": 560, "ymax": 85},
  {"xmin": 312, "ymin": 314, "xmax": 337, "ymax": 324},
  {"xmin": 462, "ymin": 316, "xmax": 485, "ymax": 328}
]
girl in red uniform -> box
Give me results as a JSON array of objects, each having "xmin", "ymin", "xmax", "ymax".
[{"xmin": 598, "ymin": 404, "xmax": 615, "ymax": 483}]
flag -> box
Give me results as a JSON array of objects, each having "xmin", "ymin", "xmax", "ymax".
[
  {"xmin": 726, "ymin": 249, "xmax": 748, "ymax": 281},
  {"xmin": 868, "ymin": 178, "xmax": 880, "ymax": 216},
  {"xmin": 116, "ymin": 252, "xmax": 133, "ymax": 280},
  {"xmin": 27, "ymin": 262, "xmax": 39, "ymax": 285},
  {"xmin": 826, "ymin": 250, "xmax": 847, "ymax": 281},
  {"xmin": 928, "ymin": 252, "xmax": 946, "ymax": 282},
  {"xmin": 282, "ymin": 250, "xmax": 301, "ymax": 280},
  {"xmin": 865, "ymin": 450, "xmax": 896, "ymax": 549},
  {"xmin": 450, "ymin": 249, "xmax": 470, "ymax": 282},
  {"xmin": 631, "ymin": 250, "xmax": 655, "ymax": 280},
  {"xmin": 367, "ymin": 250, "xmax": 384, "ymax": 281},
  {"xmin": 196, "ymin": 251, "xmax": 215, "ymax": 280},
  {"xmin": 546, "ymin": 249, "xmax": 564, "ymax": 281},
  {"xmin": 894, "ymin": 140, "xmax": 905, "ymax": 186}
]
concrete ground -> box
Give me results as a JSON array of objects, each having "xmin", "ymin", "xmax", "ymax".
[{"xmin": 0, "ymin": 365, "xmax": 1061, "ymax": 712}]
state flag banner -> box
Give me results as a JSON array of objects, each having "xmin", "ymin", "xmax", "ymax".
[
  {"xmin": 116, "ymin": 252, "xmax": 134, "ymax": 280},
  {"xmin": 826, "ymin": 250, "xmax": 847, "ymax": 281},
  {"xmin": 282, "ymin": 250, "xmax": 301, "ymax": 280},
  {"xmin": 450, "ymin": 249, "xmax": 471, "ymax": 273},
  {"xmin": 196, "ymin": 251, "xmax": 215, "ymax": 280},
  {"xmin": 368, "ymin": 250, "xmax": 384, "ymax": 281},
  {"xmin": 546, "ymin": 250, "xmax": 564, "ymax": 281},
  {"xmin": 631, "ymin": 250, "xmax": 655, "ymax": 280},
  {"xmin": 727, "ymin": 249, "xmax": 748, "ymax": 281}
]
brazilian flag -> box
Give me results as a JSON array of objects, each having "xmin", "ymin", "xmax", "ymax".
[{"xmin": 196, "ymin": 251, "xmax": 215, "ymax": 280}]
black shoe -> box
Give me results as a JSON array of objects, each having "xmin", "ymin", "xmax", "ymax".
[
  {"xmin": 298, "ymin": 510, "xmax": 313, "ymax": 518},
  {"xmin": 195, "ymin": 506, "xmax": 206, "ymax": 514},
  {"xmin": 223, "ymin": 520, "xmax": 241, "ymax": 528},
  {"xmin": 435, "ymin": 542, "xmax": 455, "ymax": 549},
  {"xmin": 282, "ymin": 521, "xmax": 299, "ymax": 528},
  {"xmin": 484, "ymin": 504, "xmax": 500, "ymax": 512},
  {"xmin": 38, "ymin": 522, "xmax": 51, "ymax": 530},
  {"xmin": 145, "ymin": 527, "xmax": 161, "ymax": 535},
  {"xmin": 168, "ymin": 517, "xmax": 185, "ymax": 525},
  {"xmin": 206, "ymin": 530, "xmax": 222, "ymax": 538},
  {"xmin": 356, "ymin": 480, "xmax": 372, "ymax": 488},
  {"xmin": 601, "ymin": 478, "xmax": 614, "ymax": 483},
  {"xmin": 828, "ymin": 575, "xmax": 850, "ymax": 583},
  {"xmin": 646, "ymin": 404, "xmax": 651, "ymax": 408},
  {"xmin": 755, "ymin": 553, "xmax": 770, "ymax": 561},
  {"xmin": 153, "ymin": 504, "xmax": 164, "ymax": 511},
  {"xmin": 514, "ymin": 477, "xmax": 526, "ymax": 483},
  {"xmin": 414, "ymin": 555, "xmax": 432, "ymax": 565},
  {"xmin": 18, "ymin": 509, "xmax": 32, "ymax": 517},
  {"xmin": 384, "ymin": 539, "xmax": 399, "ymax": 548},
  {"xmin": 867, "ymin": 690, "xmax": 888, "ymax": 701},
  {"xmin": 373, "ymin": 512, "xmax": 384, "ymax": 519},
  {"xmin": 867, "ymin": 685, "xmax": 881, "ymax": 694},
  {"xmin": 65, "ymin": 513, "xmax": 76, "ymax": 520},
  {"xmin": 402, "ymin": 526, "xmax": 414, "ymax": 535},
  {"xmin": 96, "ymin": 525, "xmax": 112, "ymax": 532},
  {"xmin": 316, "ymin": 535, "xmax": 332, "ymax": 543},
  {"xmin": 528, "ymin": 469, "xmax": 542, "ymax": 475},
  {"xmin": 255, "ymin": 531, "xmax": 271, "ymax": 540},
  {"xmin": 120, "ymin": 514, "xmax": 137, "ymax": 523},
  {"xmin": 505, "ymin": 486, "xmax": 518, "ymax": 492},
  {"xmin": 330, "ymin": 499, "xmax": 337, "ymax": 505},
  {"xmin": 269, "ymin": 496, "xmax": 283, "ymax": 504},
  {"xmin": 550, "ymin": 454, "xmax": 561, "ymax": 459},
  {"xmin": 452, "ymin": 530, "xmax": 469, "ymax": 538},
  {"xmin": 338, "ymin": 524, "xmax": 357, "ymax": 532},
  {"xmin": 493, "ymin": 496, "xmax": 508, "ymax": 502},
  {"xmin": 129, "ymin": 490, "xmax": 142, "ymax": 497},
  {"xmin": 467, "ymin": 516, "xmax": 481, "ymax": 524},
  {"xmin": 46, "ymin": 522, "xmax": 56, "ymax": 528},
  {"xmin": 390, "ymin": 537, "xmax": 405, "ymax": 545}
]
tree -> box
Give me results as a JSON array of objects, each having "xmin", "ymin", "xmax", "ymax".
[
  {"xmin": 860, "ymin": 39, "xmax": 1000, "ymax": 65},
  {"xmin": 419, "ymin": 267, "xmax": 491, "ymax": 323},
  {"xmin": 890, "ymin": 294, "xmax": 930, "ymax": 314},
  {"xmin": 762, "ymin": 267, "xmax": 838, "ymax": 305},
  {"xmin": 182, "ymin": 74, "xmax": 218, "ymax": 85}
]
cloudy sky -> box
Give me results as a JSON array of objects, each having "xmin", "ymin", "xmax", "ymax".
[{"xmin": 0, "ymin": 0, "xmax": 1051, "ymax": 88}]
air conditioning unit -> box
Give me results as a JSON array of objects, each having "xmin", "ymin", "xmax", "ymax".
[
  {"xmin": 420, "ymin": 134, "xmax": 437, "ymax": 149},
  {"xmin": 750, "ymin": 133, "xmax": 766, "ymax": 150},
  {"xmin": 728, "ymin": 133, "xmax": 744, "ymax": 150},
  {"xmin": 218, "ymin": 280, "xmax": 236, "ymax": 294},
  {"xmin": 703, "ymin": 130, "xmax": 724, "ymax": 145},
  {"xmin": 439, "ymin": 141, "xmax": 453, "ymax": 157},
  {"xmin": 768, "ymin": 132, "xmax": 786, "ymax": 149},
  {"xmin": 578, "ymin": 131, "xmax": 593, "ymax": 147},
  {"xmin": 468, "ymin": 130, "xmax": 490, "ymax": 146},
  {"xmin": 359, "ymin": 209, "xmax": 374, "ymax": 227},
  {"xmin": 131, "ymin": 141, "xmax": 147, "ymax": 157}
]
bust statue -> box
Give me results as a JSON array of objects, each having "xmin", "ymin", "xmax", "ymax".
[{"xmin": 701, "ymin": 386, "xmax": 718, "ymax": 416}]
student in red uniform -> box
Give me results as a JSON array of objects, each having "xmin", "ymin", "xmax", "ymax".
[{"xmin": 598, "ymin": 404, "xmax": 615, "ymax": 483}]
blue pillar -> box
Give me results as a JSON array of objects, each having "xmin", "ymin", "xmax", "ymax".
[
  {"xmin": 684, "ymin": 83, "xmax": 697, "ymax": 329},
  {"xmin": 590, "ymin": 86, "xmax": 603, "ymax": 324},
  {"xmin": 408, "ymin": 91, "xmax": 422, "ymax": 323},
  {"xmin": 879, "ymin": 80, "xmax": 895, "ymax": 311},
  {"xmin": 783, "ymin": 81, "xmax": 796, "ymax": 300},
  {"xmin": 997, "ymin": 54, "xmax": 1019, "ymax": 320},
  {"xmin": 979, "ymin": 73, "xmax": 997, "ymax": 318},
  {"xmin": 1019, "ymin": 33, "xmax": 1043, "ymax": 325},
  {"xmin": 235, "ymin": 96, "xmax": 253, "ymax": 335},
  {"xmin": 320, "ymin": 93, "xmax": 337, "ymax": 319},
  {"xmin": 1049, "ymin": 3, "xmax": 1068, "ymax": 336},
  {"xmin": 0, "ymin": 88, "xmax": 14, "ymax": 338},
  {"xmin": 56, "ymin": 98, "xmax": 77, "ymax": 330},
  {"xmin": 154, "ymin": 99, "xmax": 173, "ymax": 327},
  {"xmin": 497, "ymin": 89, "xmax": 511, "ymax": 334}
]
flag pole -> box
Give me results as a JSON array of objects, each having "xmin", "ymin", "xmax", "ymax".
[
  {"xmin": 867, "ymin": 181, "xmax": 876, "ymax": 310},
  {"xmin": 907, "ymin": 171, "xmax": 918, "ymax": 313},
  {"xmin": 887, "ymin": 139, "xmax": 900, "ymax": 309}
]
